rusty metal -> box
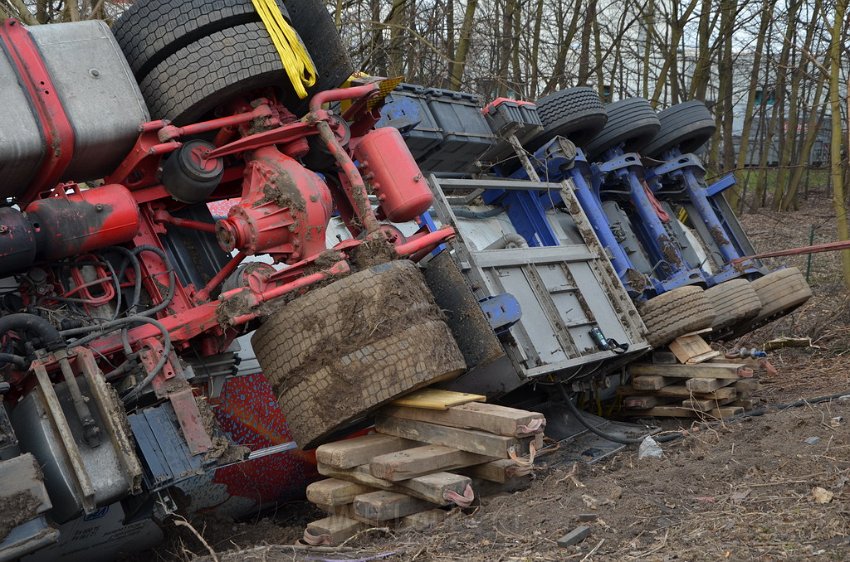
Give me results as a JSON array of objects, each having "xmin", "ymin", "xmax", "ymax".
[{"xmin": 732, "ymin": 239, "xmax": 850, "ymax": 265}]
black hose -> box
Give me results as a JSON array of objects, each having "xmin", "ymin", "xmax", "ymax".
[
  {"xmin": 558, "ymin": 383, "xmax": 649, "ymax": 445},
  {"xmin": 451, "ymin": 207, "xmax": 504, "ymax": 220},
  {"xmin": 0, "ymin": 313, "xmax": 64, "ymax": 351},
  {"xmin": 105, "ymin": 246, "xmax": 142, "ymax": 313},
  {"xmin": 0, "ymin": 353, "xmax": 29, "ymax": 369}
]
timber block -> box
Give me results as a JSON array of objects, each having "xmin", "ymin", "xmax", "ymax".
[
  {"xmin": 305, "ymin": 516, "xmax": 363, "ymax": 546},
  {"xmin": 318, "ymin": 463, "xmax": 471, "ymax": 506},
  {"xmin": 381, "ymin": 402, "xmax": 545, "ymax": 437},
  {"xmin": 306, "ymin": 478, "xmax": 375, "ymax": 506},
  {"xmin": 686, "ymin": 377, "xmax": 736, "ymax": 393},
  {"xmin": 316, "ymin": 434, "xmax": 417, "ymax": 469},
  {"xmin": 369, "ymin": 444, "xmax": 494, "ymax": 481},
  {"xmin": 375, "ymin": 416, "xmax": 542, "ymax": 458},
  {"xmin": 461, "ymin": 458, "xmax": 527, "ymax": 483},
  {"xmin": 398, "ymin": 509, "xmax": 448, "ymax": 530},
  {"xmin": 668, "ymin": 335, "xmax": 721, "ymax": 364},
  {"xmin": 354, "ymin": 490, "xmax": 435, "ymax": 522},
  {"xmin": 391, "ymin": 388, "xmax": 486, "ymax": 410}
]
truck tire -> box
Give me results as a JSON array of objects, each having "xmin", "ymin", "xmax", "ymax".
[
  {"xmin": 112, "ymin": 0, "xmax": 287, "ymax": 80},
  {"xmin": 749, "ymin": 267, "xmax": 812, "ymax": 325},
  {"xmin": 642, "ymin": 100, "xmax": 716, "ymax": 158},
  {"xmin": 638, "ymin": 285, "xmax": 716, "ymax": 348},
  {"xmin": 584, "ymin": 97, "xmax": 661, "ymax": 161},
  {"xmin": 704, "ymin": 279, "xmax": 761, "ymax": 333},
  {"xmin": 527, "ymin": 87, "xmax": 608, "ymax": 150},
  {"xmin": 114, "ymin": 0, "xmax": 353, "ymax": 122},
  {"xmin": 252, "ymin": 260, "xmax": 466, "ymax": 449}
]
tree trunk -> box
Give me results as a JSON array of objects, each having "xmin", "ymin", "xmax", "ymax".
[
  {"xmin": 449, "ymin": 0, "xmax": 478, "ymax": 89},
  {"xmin": 828, "ymin": 0, "xmax": 850, "ymax": 287},
  {"xmin": 578, "ymin": 0, "xmax": 597, "ymax": 84}
]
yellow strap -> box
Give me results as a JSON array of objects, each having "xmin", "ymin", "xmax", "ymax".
[{"xmin": 251, "ymin": 0, "xmax": 317, "ymax": 99}]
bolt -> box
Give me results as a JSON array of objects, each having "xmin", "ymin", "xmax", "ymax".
[
  {"xmin": 95, "ymin": 204, "xmax": 104, "ymax": 212},
  {"xmin": 89, "ymin": 69, "xmax": 100, "ymax": 78}
]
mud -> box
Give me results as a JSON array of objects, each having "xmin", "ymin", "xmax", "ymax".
[
  {"xmin": 197, "ymin": 396, "xmax": 250, "ymax": 464},
  {"xmin": 0, "ymin": 491, "xmax": 41, "ymax": 540},
  {"xmin": 349, "ymin": 236, "xmax": 397, "ymax": 270}
]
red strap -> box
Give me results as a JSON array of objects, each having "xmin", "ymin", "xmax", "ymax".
[{"xmin": 642, "ymin": 180, "xmax": 670, "ymax": 223}]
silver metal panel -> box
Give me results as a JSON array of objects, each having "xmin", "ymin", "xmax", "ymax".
[
  {"xmin": 29, "ymin": 21, "xmax": 150, "ymax": 181},
  {"xmin": 0, "ymin": 52, "xmax": 43, "ymax": 192},
  {"xmin": 428, "ymin": 175, "xmax": 650, "ymax": 388}
]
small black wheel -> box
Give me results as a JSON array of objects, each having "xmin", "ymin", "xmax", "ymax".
[
  {"xmin": 526, "ymin": 87, "xmax": 608, "ymax": 151},
  {"xmin": 252, "ymin": 260, "xmax": 466, "ymax": 449},
  {"xmin": 642, "ymin": 100, "xmax": 716, "ymax": 158},
  {"xmin": 638, "ymin": 285, "xmax": 716, "ymax": 348},
  {"xmin": 583, "ymin": 97, "xmax": 661, "ymax": 161}
]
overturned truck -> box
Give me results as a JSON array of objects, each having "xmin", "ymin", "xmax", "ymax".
[{"xmin": 0, "ymin": 1, "xmax": 811, "ymax": 560}]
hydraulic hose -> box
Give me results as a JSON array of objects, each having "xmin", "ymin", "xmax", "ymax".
[
  {"xmin": 0, "ymin": 353, "xmax": 29, "ymax": 369},
  {"xmin": 0, "ymin": 313, "xmax": 65, "ymax": 351},
  {"xmin": 558, "ymin": 383, "xmax": 649, "ymax": 445}
]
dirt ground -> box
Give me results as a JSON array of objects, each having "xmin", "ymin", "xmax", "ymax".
[{"xmin": 167, "ymin": 194, "xmax": 850, "ymax": 562}]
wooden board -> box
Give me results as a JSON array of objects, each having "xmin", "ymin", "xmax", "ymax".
[
  {"xmin": 369, "ymin": 445, "xmax": 494, "ymax": 481},
  {"xmin": 381, "ymin": 402, "xmax": 545, "ymax": 437},
  {"xmin": 317, "ymin": 463, "xmax": 471, "ymax": 506},
  {"xmin": 734, "ymin": 379, "xmax": 761, "ymax": 393},
  {"xmin": 623, "ymin": 395, "xmax": 674, "ymax": 409},
  {"xmin": 681, "ymin": 396, "xmax": 735, "ymax": 412},
  {"xmin": 316, "ymin": 434, "xmax": 417, "ymax": 469},
  {"xmin": 618, "ymin": 384, "xmax": 737, "ymax": 401},
  {"xmin": 354, "ymin": 490, "xmax": 434, "ymax": 522},
  {"xmin": 709, "ymin": 406, "xmax": 744, "ymax": 418},
  {"xmin": 631, "ymin": 375, "xmax": 678, "ymax": 391},
  {"xmin": 314, "ymin": 503, "xmax": 356, "ymax": 518},
  {"xmin": 668, "ymin": 335, "xmax": 721, "ymax": 364},
  {"xmin": 630, "ymin": 362, "xmax": 753, "ymax": 380},
  {"xmin": 391, "ymin": 389, "xmax": 486, "ymax": 410},
  {"xmin": 375, "ymin": 416, "xmax": 541, "ymax": 458},
  {"xmin": 306, "ymin": 478, "xmax": 374, "ymax": 506},
  {"xmin": 460, "ymin": 459, "xmax": 525, "ymax": 484},
  {"xmin": 305, "ymin": 516, "xmax": 363, "ymax": 546},
  {"xmin": 686, "ymin": 377, "xmax": 736, "ymax": 393}
]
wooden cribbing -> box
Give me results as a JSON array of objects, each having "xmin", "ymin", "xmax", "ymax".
[
  {"xmin": 369, "ymin": 444, "xmax": 495, "ymax": 481},
  {"xmin": 381, "ymin": 402, "xmax": 545, "ymax": 437}
]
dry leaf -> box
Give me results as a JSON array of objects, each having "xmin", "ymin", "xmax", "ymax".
[{"xmin": 812, "ymin": 487, "xmax": 834, "ymax": 504}]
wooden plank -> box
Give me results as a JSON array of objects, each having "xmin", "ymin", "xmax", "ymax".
[
  {"xmin": 317, "ymin": 463, "xmax": 470, "ymax": 506},
  {"xmin": 381, "ymin": 402, "xmax": 545, "ymax": 437},
  {"xmin": 668, "ymin": 335, "xmax": 721, "ymax": 364},
  {"xmin": 314, "ymin": 503, "xmax": 356, "ymax": 518},
  {"xmin": 631, "ymin": 376, "xmax": 677, "ymax": 390},
  {"xmin": 306, "ymin": 479, "xmax": 375, "ymax": 506},
  {"xmin": 630, "ymin": 362, "xmax": 753, "ymax": 380},
  {"xmin": 369, "ymin": 445, "xmax": 495, "ymax": 481},
  {"xmin": 375, "ymin": 416, "xmax": 541, "ymax": 458},
  {"xmin": 353, "ymin": 491, "xmax": 435, "ymax": 522},
  {"xmin": 709, "ymin": 407, "xmax": 744, "ymax": 418},
  {"xmin": 623, "ymin": 395, "xmax": 673, "ymax": 409},
  {"xmin": 391, "ymin": 389, "xmax": 486, "ymax": 411},
  {"xmin": 682, "ymin": 396, "xmax": 735, "ymax": 412},
  {"xmin": 686, "ymin": 377, "xmax": 735, "ymax": 393},
  {"xmin": 398, "ymin": 509, "xmax": 447, "ymax": 530},
  {"xmin": 305, "ymin": 516, "xmax": 364, "ymax": 546},
  {"xmin": 618, "ymin": 384, "xmax": 737, "ymax": 401},
  {"xmin": 460, "ymin": 459, "xmax": 525, "ymax": 484},
  {"xmin": 734, "ymin": 379, "xmax": 761, "ymax": 393},
  {"xmin": 316, "ymin": 434, "xmax": 418, "ymax": 469}
]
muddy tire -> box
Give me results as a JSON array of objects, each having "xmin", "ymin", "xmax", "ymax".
[
  {"xmin": 526, "ymin": 87, "xmax": 608, "ymax": 150},
  {"xmin": 639, "ymin": 285, "xmax": 716, "ymax": 348},
  {"xmin": 642, "ymin": 100, "xmax": 716, "ymax": 158},
  {"xmin": 746, "ymin": 267, "xmax": 812, "ymax": 327},
  {"xmin": 583, "ymin": 97, "xmax": 661, "ymax": 161},
  {"xmin": 252, "ymin": 260, "xmax": 466, "ymax": 449},
  {"xmin": 704, "ymin": 279, "xmax": 761, "ymax": 333}
]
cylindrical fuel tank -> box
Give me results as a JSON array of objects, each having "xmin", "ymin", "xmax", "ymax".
[
  {"xmin": 26, "ymin": 184, "xmax": 141, "ymax": 261},
  {"xmin": 353, "ymin": 127, "xmax": 434, "ymax": 222},
  {"xmin": 0, "ymin": 208, "xmax": 37, "ymax": 273},
  {"xmin": 0, "ymin": 20, "xmax": 149, "ymax": 201}
]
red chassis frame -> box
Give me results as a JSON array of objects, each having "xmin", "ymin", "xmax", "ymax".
[{"xmin": 16, "ymin": 82, "xmax": 455, "ymax": 453}]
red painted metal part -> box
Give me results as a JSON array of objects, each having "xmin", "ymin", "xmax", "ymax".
[
  {"xmin": 25, "ymin": 184, "xmax": 141, "ymax": 261},
  {"xmin": 0, "ymin": 19, "xmax": 76, "ymax": 206},
  {"xmin": 216, "ymin": 145, "xmax": 333, "ymax": 262},
  {"xmin": 353, "ymin": 127, "xmax": 433, "ymax": 222}
]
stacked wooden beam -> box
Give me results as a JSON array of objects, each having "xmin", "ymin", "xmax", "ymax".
[
  {"xmin": 620, "ymin": 335, "xmax": 761, "ymax": 420},
  {"xmin": 302, "ymin": 390, "xmax": 546, "ymax": 546}
]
